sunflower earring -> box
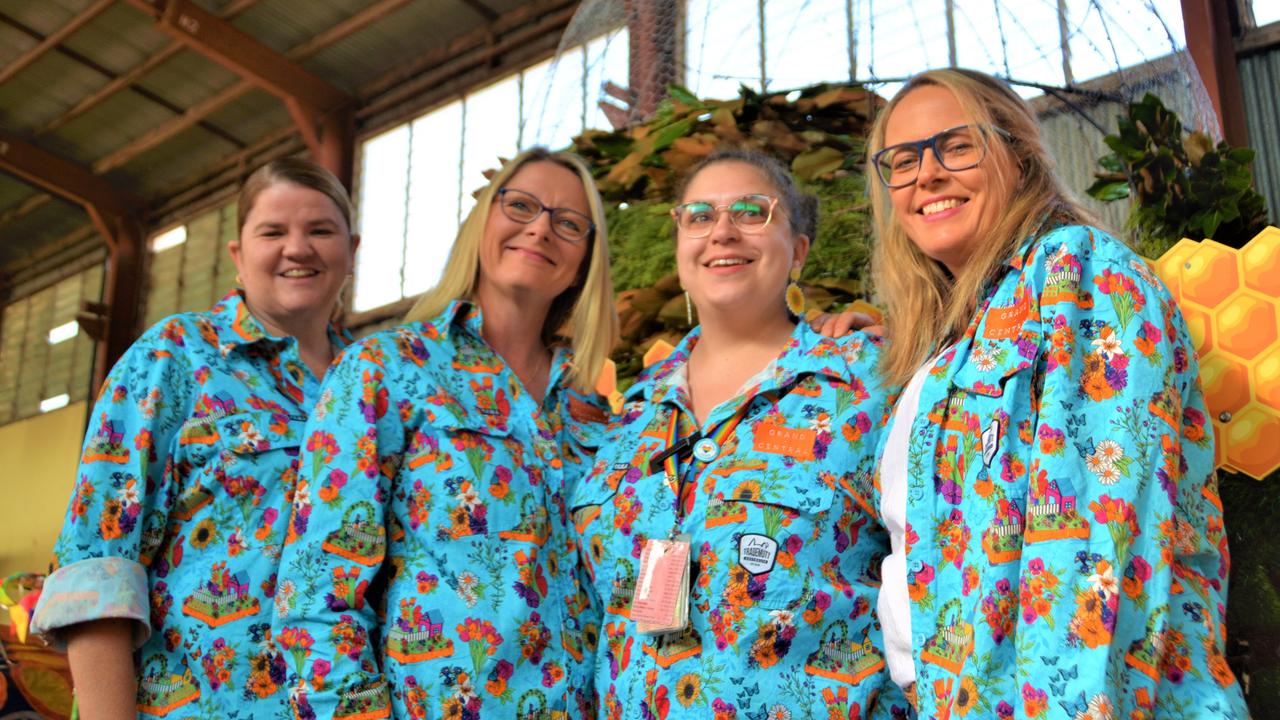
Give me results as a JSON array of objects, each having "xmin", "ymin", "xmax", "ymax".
[{"xmin": 785, "ymin": 267, "xmax": 805, "ymax": 316}]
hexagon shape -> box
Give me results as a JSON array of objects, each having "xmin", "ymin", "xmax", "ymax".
[
  {"xmin": 595, "ymin": 358, "xmax": 618, "ymax": 397},
  {"xmin": 1221, "ymin": 405, "xmax": 1280, "ymax": 479},
  {"xmin": 1215, "ymin": 291, "xmax": 1279, "ymax": 361},
  {"xmin": 1180, "ymin": 302, "xmax": 1215, "ymax": 358},
  {"xmin": 1199, "ymin": 351, "xmax": 1252, "ymax": 419},
  {"xmin": 1255, "ymin": 345, "xmax": 1280, "ymax": 413},
  {"xmin": 643, "ymin": 339, "xmax": 676, "ymax": 368},
  {"xmin": 1241, "ymin": 226, "xmax": 1280, "ymax": 297},
  {"xmin": 1153, "ymin": 238, "xmax": 1202, "ymax": 300},
  {"xmin": 1180, "ymin": 240, "xmax": 1240, "ymax": 308}
]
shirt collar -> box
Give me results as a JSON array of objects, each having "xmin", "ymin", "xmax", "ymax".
[
  {"xmin": 429, "ymin": 298, "xmax": 575, "ymax": 400},
  {"xmin": 625, "ymin": 321, "xmax": 869, "ymax": 406},
  {"xmin": 210, "ymin": 289, "xmax": 351, "ymax": 355}
]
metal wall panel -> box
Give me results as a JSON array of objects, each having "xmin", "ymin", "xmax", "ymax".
[{"xmin": 1240, "ymin": 48, "xmax": 1280, "ymax": 223}]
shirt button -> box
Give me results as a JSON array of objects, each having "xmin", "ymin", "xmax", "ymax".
[
  {"xmin": 910, "ymin": 559, "xmax": 924, "ymax": 573},
  {"xmin": 914, "ymin": 633, "xmax": 927, "ymax": 646}
]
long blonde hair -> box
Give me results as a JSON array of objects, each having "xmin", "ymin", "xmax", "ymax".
[
  {"xmin": 867, "ymin": 68, "xmax": 1096, "ymax": 386},
  {"xmin": 405, "ymin": 147, "xmax": 619, "ymax": 393}
]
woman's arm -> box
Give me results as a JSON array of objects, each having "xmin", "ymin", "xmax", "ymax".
[{"xmin": 64, "ymin": 619, "xmax": 138, "ymax": 720}]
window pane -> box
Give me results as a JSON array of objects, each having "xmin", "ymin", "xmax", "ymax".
[
  {"xmin": 354, "ymin": 125, "xmax": 411, "ymax": 312},
  {"xmin": 405, "ymin": 101, "xmax": 464, "ymax": 297},
  {"xmin": 523, "ymin": 55, "xmax": 585, "ymax": 151},
  {"xmin": 685, "ymin": 0, "xmax": 762, "ymax": 99},
  {"xmin": 585, "ymin": 30, "xmax": 629, "ymax": 132},
  {"xmin": 460, "ymin": 74, "xmax": 521, "ymax": 223},
  {"xmin": 765, "ymin": 0, "xmax": 849, "ymax": 88}
]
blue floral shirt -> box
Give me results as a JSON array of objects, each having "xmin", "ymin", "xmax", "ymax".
[
  {"xmin": 571, "ymin": 322, "xmax": 896, "ymax": 720},
  {"xmin": 32, "ymin": 290, "xmax": 349, "ymax": 719},
  {"xmin": 273, "ymin": 301, "xmax": 608, "ymax": 720},
  {"xmin": 872, "ymin": 224, "xmax": 1249, "ymax": 719}
]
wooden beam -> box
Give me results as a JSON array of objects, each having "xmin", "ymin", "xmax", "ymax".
[
  {"xmin": 92, "ymin": 215, "xmax": 146, "ymax": 391},
  {"xmin": 362, "ymin": 0, "xmax": 576, "ymax": 99},
  {"xmin": 34, "ymin": 0, "xmax": 265, "ymax": 138},
  {"xmin": 1182, "ymin": 0, "xmax": 1249, "ymax": 145},
  {"xmin": 98, "ymin": 0, "xmax": 404, "ymax": 176},
  {"xmin": 360, "ymin": 1, "xmax": 578, "ymax": 117},
  {"xmin": 0, "ymin": 0, "xmax": 115, "ymax": 86},
  {"xmin": 0, "ymin": 129, "xmax": 142, "ymax": 239},
  {"xmin": 0, "ymin": 194, "xmax": 53, "ymax": 228},
  {"xmin": 458, "ymin": 0, "xmax": 500, "ymax": 23}
]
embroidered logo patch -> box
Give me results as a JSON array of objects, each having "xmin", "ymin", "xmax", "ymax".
[
  {"xmin": 983, "ymin": 297, "xmax": 1028, "ymax": 340},
  {"xmin": 737, "ymin": 533, "xmax": 778, "ymax": 575}
]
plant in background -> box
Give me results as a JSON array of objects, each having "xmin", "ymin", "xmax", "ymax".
[{"xmin": 1087, "ymin": 93, "xmax": 1269, "ymax": 256}]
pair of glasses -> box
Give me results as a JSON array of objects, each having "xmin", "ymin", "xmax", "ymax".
[
  {"xmin": 670, "ymin": 194, "xmax": 779, "ymax": 237},
  {"xmin": 872, "ymin": 124, "xmax": 1012, "ymax": 188},
  {"xmin": 496, "ymin": 188, "xmax": 595, "ymax": 244}
]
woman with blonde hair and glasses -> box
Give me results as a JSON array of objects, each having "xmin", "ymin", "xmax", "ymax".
[
  {"xmin": 866, "ymin": 68, "xmax": 1248, "ymax": 718},
  {"xmin": 274, "ymin": 147, "xmax": 618, "ymax": 718}
]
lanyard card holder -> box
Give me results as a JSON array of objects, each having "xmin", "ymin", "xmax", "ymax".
[{"xmin": 631, "ymin": 533, "xmax": 691, "ymax": 635}]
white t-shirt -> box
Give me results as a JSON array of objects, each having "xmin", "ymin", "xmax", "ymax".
[{"xmin": 877, "ymin": 355, "xmax": 938, "ymax": 688}]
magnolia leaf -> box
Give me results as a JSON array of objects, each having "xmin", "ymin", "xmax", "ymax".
[
  {"xmin": 667, "ymin": 84, "xmax": 704, "ymax": 109},
  {"xmin": 1183, "ymin": 132, "xmax": 1212, "ymax": 166},
  {"xmin": 1087, "ymin": 179, "xmax": 1131, "ymax": 202},
  {"xmin": 791, "ymin": 147, "xmax": 845, "ymax": 181}
]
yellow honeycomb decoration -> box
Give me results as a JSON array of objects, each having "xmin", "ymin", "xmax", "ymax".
[{"xmin": 1153, "ymin": 226, "xmax": 1280, "ymax": 480}]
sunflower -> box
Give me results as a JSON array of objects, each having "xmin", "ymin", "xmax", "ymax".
[
  {"xmin": 954, "ymin": 676, "xmax": 978, "ymax": 716},
  {"xmin": 190, "ymin": 518, "xmax": 217, "ymax": 550},
  {"xmin": 731, "ymin": 480, "xmax": 761, "ymax": 502},
  {"xmin": 674, "ymin": 673, "xmax": 702, "ymax": 708}
]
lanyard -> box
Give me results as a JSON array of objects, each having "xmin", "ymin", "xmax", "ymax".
[{"xmin": 645, "ymin": 395, "xmax": 768, "ymax": 533}]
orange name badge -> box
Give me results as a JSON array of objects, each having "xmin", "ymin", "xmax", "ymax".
[
  {"xmin": 568, "ymin": 395, "xmax": 608, "ymax": 425},
  {"xmin": 752, "ymin": 424, "xmax": 817, "ymax": 461},
  {"xmin": 631, "ymin": 536, "xmax": 691, "ymax": 635},
  {"xmin": 983, "ymin": 297, "xmax": 1028, "ymax": 340}
]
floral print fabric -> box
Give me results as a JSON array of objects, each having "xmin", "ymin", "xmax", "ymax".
[
  {"xmin": 32, "ymin": 290, "xmax": 348, "ymax": 718},
  {"xmin": 876, "ymin": 224, "xmax": 1249, "ymax": 719},
  {"xmin": 571, "ymin": 322, "xmax": 895, "ymax": 719},
  {"xmin": 273, "ymin": 301, "xmax": 607, "ymax": 720}
]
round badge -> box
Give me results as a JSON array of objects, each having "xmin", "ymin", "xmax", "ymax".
[{"xmin": 693, "ymin": 438, "xmax": 719, "ymax": 462}]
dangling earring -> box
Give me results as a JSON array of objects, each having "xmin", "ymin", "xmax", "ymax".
[
  {"xmin": 235, "ymin": 273, "xmax": 243, "ymax": 286},
  {"xmin": 785, "ymin": 267, "xmax": 805, "ymax": 316},
  {"xmin": 685, "ymin": 291, "xmax": 694, "ymax": 326}
]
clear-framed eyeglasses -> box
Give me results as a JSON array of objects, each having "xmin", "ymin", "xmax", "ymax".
[
  {"xmin": 496, "ymin": 188, "xmax": 595, "ymax": 244},
  {"xmin": 670, "ymin": 194, "xmax": 780, "ymax": 238},
  {"xmin": 872, "ymin": 124, "xmax": 1013, "ymax": 189}
]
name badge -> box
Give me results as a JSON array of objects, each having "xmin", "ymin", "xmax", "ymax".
[
  {"xmin": 751, "ymin": 425, "xmax": 816, "ymax": 461},
  {"xmin": 983, "ymin": 297, "xmax": 1028, "ymax": 340},
  {"xmin": 737, "ymin": 533, "xmax": 778, "ymax": 575}
]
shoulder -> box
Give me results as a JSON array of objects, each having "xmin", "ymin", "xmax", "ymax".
[{"xmin": 1022, "ymin": 224, "xmax": 1176, "ymax": 312}]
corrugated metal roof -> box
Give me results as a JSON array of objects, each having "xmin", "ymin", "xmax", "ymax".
[{"xmin": 1240, "ymin": 47, "xmax": 1280, "ymax": 223}]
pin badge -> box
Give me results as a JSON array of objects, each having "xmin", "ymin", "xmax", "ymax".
[
  {"xmin": 693, "ymin": 438, "xmax": 719, "ymax": 462},
  {"xmin": 981, "ymin": 419, "xmax": 1000, "ymax": 467}
]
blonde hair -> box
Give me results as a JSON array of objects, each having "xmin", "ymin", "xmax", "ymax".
[
  {"xmin": 867, "ymin": 69, "xmax": 1096, "ymax": 386},
  {"xmin": 405, "ymin": 147, "xmax": 619, "ymax": 394}
]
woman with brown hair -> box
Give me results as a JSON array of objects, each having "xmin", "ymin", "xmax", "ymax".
[{"xmin": 32, "ymin": 158, "xmax": 360, "ymax": 719}]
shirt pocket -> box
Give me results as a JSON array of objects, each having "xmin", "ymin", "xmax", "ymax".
[
  {"xmin": 171, "ymin": 409, "xmax": 303, "ymax": 526},
  {"xmin": 703, "ymin": 471, "xmax": 836, "ymax": 612},
  {"xmin": 422, "ymin": 406, "xmax": 547, "ymax": 544}
]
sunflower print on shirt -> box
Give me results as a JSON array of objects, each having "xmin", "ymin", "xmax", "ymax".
[
  {"xmin": 871, "ymin": 224, "xmax": 1249, "ymax": 720},
  {"xmin": 571, "ymin": 322, "xmax": 896, "ymax": 720},
  {"xmin": 32, "ymin": 290, "xmax": 349, "ymax": 719},
  {"xmin": 273, "ymin": 301, "xmax": 608, "ymax": 720}
]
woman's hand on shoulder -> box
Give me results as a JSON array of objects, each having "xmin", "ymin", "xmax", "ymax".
[{"xmin": 808, "ymin": 310, "xmax": 885, "ymax": 338}]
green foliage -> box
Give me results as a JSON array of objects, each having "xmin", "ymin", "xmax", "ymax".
[
  {"xmin": 1087, "ymin": 93, "xmax": 1269, "ymax": 255},
  {"xmin": 605, "ymin": 202, "xmax": 676, "ymax": 292}
]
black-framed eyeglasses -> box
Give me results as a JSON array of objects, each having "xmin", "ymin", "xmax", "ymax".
[
  {"xmin": 872, "ymin": 124, "xmax": 1012, "ymax": 188},
  {"xmin": 496, "ymin": 188, "xmax": 595, "ymax": 244},
  {"xmin": 670, "ymin": 194, "xmax": 780, "ymax": 237}
]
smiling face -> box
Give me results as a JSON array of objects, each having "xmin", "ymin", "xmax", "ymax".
[
  {"xmin": 228, "ymin": 181, "xmax": 357, "ymax": 336},
  {"xmin": 676, "ymin": 160, "xmax": 808, "ymax": 324},
  {"xmin": 884, "ymin": 84, "xmax": 1019, "ymax": 275},
  {"xmin": 475, "ymin": 160, "xmax": 591, "ymax": 310}
]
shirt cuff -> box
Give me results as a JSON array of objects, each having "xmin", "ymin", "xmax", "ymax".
[{"xmin": 31, "ymin": 557, "xmax": 151, "ymax": 651}]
